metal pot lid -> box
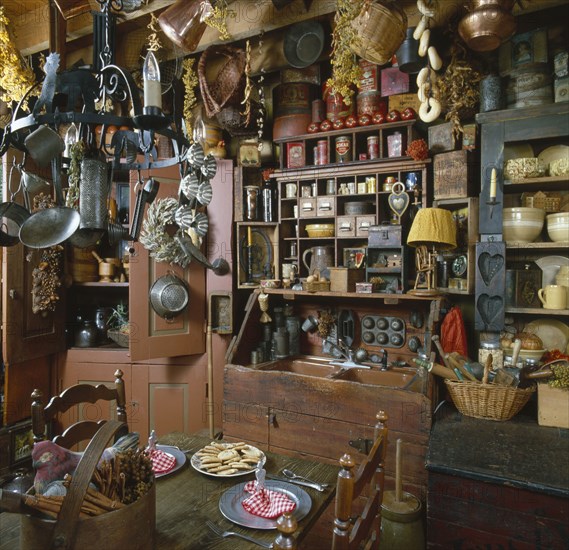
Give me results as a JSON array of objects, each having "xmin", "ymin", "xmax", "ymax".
[{"xmin": 19, "ymin": 207, "xmax": 81, "ymax": 248}]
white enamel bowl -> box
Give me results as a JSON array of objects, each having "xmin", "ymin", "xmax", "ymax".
[
  {"xmin": 546, "ymin": 212, "xmax": 569, "ymax": 243},
  {"xmin": 503, "ymin": 207, "xmax": 545, "ymax": 243}
]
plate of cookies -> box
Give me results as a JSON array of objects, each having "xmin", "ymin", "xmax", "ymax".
[{"xmin": 190, "ymin": 441, "xmax": 266, "ymax": 477}]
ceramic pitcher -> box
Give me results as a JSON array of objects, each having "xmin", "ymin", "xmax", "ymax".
[{"xmin": 302, "ymin": 245, "xmax": 334, "ymax": 278}]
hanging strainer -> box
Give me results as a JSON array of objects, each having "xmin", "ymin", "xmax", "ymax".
[{"xmin": 149, "ymin": 272, "xmax": 190, "ymax": 320}]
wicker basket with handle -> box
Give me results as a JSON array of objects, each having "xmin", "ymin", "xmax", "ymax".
[
  {"xmin": 20, "ymin": 421, "xmax": 155, "ymax": 550},
  {"xmin": 350, "ymin": 1, "xmax": 407, "ymax": 65},
  {"xmin": 445, "ymin": 359, "xmax": 535, "ymax": 421}
]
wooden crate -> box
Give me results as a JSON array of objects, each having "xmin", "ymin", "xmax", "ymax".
[
  {"xmin": 428, "ymin": 121, "xmax": 460, "ymax": 154},
  {"xmin": 433, "ymin": 150, "xmax": 479, "ymax": 200},
  {"xmin": 329, "ymin": 267, "xmax": 365, "ymax": 292},
  {"xmin": 538, "ymin": 383, "xmax": 569, "ymax": 429}
]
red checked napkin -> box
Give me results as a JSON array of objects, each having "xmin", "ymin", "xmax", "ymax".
[
  {"xmin": 149, "ymin": 448, "xmax": 176, "ymax": 474},
  {"xmin": 242, "ymin": 480, "xmax": 296, "ymax": 518}
]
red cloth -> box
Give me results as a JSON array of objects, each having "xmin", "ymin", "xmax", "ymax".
[
  {"xmin": 242, "ymin": 481, "xmax": 296, "ymax": 519},
  {"xmin": 149, "ymin": 449, "xmax": 176, "ymax": 474},
  {"xmin": 440, "ymin": 306, "xmax": 468, "ymax": 358}
]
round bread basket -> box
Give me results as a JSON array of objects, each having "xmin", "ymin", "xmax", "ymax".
[{"xmin": 149, "ymin": 273, "xmax": 190, "ymax": 320}]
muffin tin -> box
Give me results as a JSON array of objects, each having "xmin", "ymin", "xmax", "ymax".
[{"xmin": 361, "ymin": 315, "xmax": 406, "ymax": 348}]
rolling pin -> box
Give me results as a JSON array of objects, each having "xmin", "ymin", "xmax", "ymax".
[
  {"xmin": 412, "ymin": 357, "xmax": 459, "ymax": 380},
  {"xmin": 431, "ymin": 335, "xmax": 453, "ymax": 370},
  {"xmin": 447, "ymin": 354, "xmax": 478, "ymax": 382}
]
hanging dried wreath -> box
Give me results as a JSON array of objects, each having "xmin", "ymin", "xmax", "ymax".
[
  {"xmin": 0, "ymin": 7, "xmax": 36, "ymax": 106},
  {"xmin": 140, "ymin": 197, "xmax": 192, "ymax": 267}
]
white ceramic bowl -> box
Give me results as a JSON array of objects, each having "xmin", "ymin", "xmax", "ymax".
[
  {"xmin": 503, "ymin": 207, "xmax": 545, "ymax": 243},
  {"xmin": 503, "ymin": 347, "xmax": 546, "ymax": 363},
  {"xmin": 547, "ymin": 212, "xmax": 569, "ymax": 242}
]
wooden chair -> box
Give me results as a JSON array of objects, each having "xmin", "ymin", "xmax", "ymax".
[
  {"xmin": 332, "ymin": 411, "xmax": 388, "ymax": 550},
  {"xmin": 31, "ymin": 369, "xmax": 127, "ymax": 448}
]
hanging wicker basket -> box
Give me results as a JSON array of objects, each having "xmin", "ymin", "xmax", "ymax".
[
  {"xmin": 198, "ymin": 45, "xmax": 247, "ymax": 118},
  {"xmin": 350, "ymin": 1, "xmax": 407, "ymax": 66}
]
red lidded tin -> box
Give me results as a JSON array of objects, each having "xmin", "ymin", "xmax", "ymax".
[
  {"xmin": 357, "ymin": 91, "xmax": 387, "ymax": 117},
  {"xmin": 367, "ymin": 136, "xmax": 379, "ymax": 160},
  {"xmin": 311, "ymin": 99, "xmax": 326, "ymax": 123},
  {"xmin": 335, "ymin": 136, "xmax": 352, "ymax": 163}
]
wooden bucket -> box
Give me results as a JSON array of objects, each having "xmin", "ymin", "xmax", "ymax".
[
  {"xmin": 20, "ymin": 422, "xmax": 156, "ymax": 550},
  {"xmin": 69, "ymin": 246, "xmax": 99, "ymax": 283}
]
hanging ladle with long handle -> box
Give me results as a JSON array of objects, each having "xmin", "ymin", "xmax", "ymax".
[{"xmin": 129, "ymin": 176, "xmax": 160, "ymax": 241}]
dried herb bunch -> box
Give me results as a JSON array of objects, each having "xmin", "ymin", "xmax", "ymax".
[
  {"xmin": 182, "ymin": 58, "xmax": 199, "ymax": 140},
  {"xmin": 438, "ymin": 39, "xmax": 482, "ymax": 138},
  {"xmin": 0, "ymin": 7, "xmax": 36, "ymax": 106},
  {"xmin": 327, "ymin": 0, "xmax": 364, "ymax": 104},
  {"xmin": 317, "ymin": 310, "xmax": 336, "ymax": 339},
  {"xmin": 204, "ymin": 0, "xmax": 234, "ymax": 41}
]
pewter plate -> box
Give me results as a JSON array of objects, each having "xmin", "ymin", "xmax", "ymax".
[
  {"xmin": 191, "ymin": 443, "xmax": 266, "ymax": 478},
  {"xmin": 155, "ymin": 445, "xmax": 186, "ymax": 478},
  {"xmin": 219, "ymin": 480, "xmax": 311, "ymax": 529}
]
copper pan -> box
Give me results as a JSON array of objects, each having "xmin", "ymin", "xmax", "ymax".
[{"xmin": 458, "ymin": 5, "xmax": 517, "ymax": 52}]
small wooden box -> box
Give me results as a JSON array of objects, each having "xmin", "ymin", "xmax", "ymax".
[
  {"xmin": 368, "ymin": 224, "xmax": 403, "ymax": 247},
  {"xmin": 428, "ymin": 121, "xmax": 460, "ymax": 154},
  {"xmin": 356, "ymin": 215, "xmax": 376, "ymax": 237},
  {"xmin": 329, "ymin": 267, "xmax": 365, "ymax": 292},
  {"xmin": 299, "ymin": 198, "xmax": 316, "ymax": 218},
  {"xmin": 316, "ymin": 197, "xmax": 335, "ymax": 217},
  {"xmin": 337, "ymin": 216, "xmax": 355, "ymax": 237},
  {"xmin": 538, "ymin": 384, "xmax": 569, "ymax": 429},
  {"xmin": 433, "ymin": 150, "xmax": 479, "ymax": 200}
]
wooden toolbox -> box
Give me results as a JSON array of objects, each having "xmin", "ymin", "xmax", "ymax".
[
  {"xmin": 433, "ymin": 150, "xmax": 479, "ymax": 200},
  {"xmin": 368, "ymin": 224, "xmax": 403, "ymax": 247}
]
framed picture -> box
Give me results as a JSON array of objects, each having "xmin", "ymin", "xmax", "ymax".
[
  {"xmin": 11, "ymin": 424, "xmax": 34, "ymax": 467},
  {"xmin": 499, "ymin": 28, "xmax": 548, "ymax": 74},
  {"xmin": 116, "ymin": 182, "xmax": 130, "ymax": 225},
  {"xmin": 343, "ymin": 247, "xmax": 367, "ymax": 268},
  {"xmin": 238, "ymin": 139, "xmax": 261, "ymax": 167}
]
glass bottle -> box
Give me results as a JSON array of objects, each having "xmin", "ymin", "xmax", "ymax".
[
  {"xmin": 244, "ymin": 186, "xmax": 259, "ymax": 221},
  {"xmin": 262, "ymin": 179, "xmax": 276, "ymax": 222}
]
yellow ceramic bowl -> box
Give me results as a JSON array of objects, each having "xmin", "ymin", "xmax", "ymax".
[
  {"xmin": 306, "ymin": 224, "xmax": 334, "ymax": 238},
  {"xmin": 546, "ymin": 212, "xmax": 569, "ymax": 242}
]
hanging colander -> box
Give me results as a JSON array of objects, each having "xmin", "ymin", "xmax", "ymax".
[{"xmin": 149, "ymin": 272, "xmax": 190, "ymax": 320}]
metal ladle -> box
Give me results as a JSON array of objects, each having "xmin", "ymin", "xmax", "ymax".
[{"xmin": 129, "ymin": 177, "xmax": 160, "ymax": 241}]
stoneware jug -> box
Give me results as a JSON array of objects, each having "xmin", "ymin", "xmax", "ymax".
[{"xmin": 302, "ymin": 245, "xmax": 334, "ymax": 278}]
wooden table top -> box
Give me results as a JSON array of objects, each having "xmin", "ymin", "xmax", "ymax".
[{"xmin": 0, "ymin": 433, "xmax": 338, "ymax": 549}]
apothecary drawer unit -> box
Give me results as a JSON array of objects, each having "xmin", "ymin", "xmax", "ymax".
[{"xmin": 275, "ymin": 158, "xmax": 429, "ymax": 281}]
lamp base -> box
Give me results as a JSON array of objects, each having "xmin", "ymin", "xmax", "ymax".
[{"xmin": 407, "ymin": 288, "xmax": 442, "ymax": 297}]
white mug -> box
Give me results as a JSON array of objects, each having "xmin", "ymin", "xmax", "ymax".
[
  {"xmin": 282, "ymin": 263, "xmax": 298, "ymax": 280},
  {"xmin": 538, "ymin": 284, "xmax": 567, "ymax": 310},
  {"xmin": 285, "ymin": 183, "xmax": 297, "ymax": 198}
]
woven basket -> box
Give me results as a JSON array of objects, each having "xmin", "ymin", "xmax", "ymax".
[
  {"xmin": 198, "ymin": 45, "xmax": 246, "ymax": 118},
  {"xmin": 302, "ymin": 280, "xmax": 331, "ymax": 292},
  {"xmin": 350, "ymin": 1, "xmax": 407, "ymax": 65},
  {"xmin": 445, "ymin": 379, "xmax": 535, "ymax": 421}
]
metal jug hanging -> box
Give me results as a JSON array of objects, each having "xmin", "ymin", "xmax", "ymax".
[{"xmin": 302, "ymin": 245, "xmax": 334, "ymax": 278}]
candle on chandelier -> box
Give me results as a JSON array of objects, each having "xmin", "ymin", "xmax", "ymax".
[
  {"xmin": 143, "ymin": 51, "xmax": 162, "ymax": 110},
  {"xmin": 489, "ymin": 168, "xmax": 497, "ymax": 200},
  {"xmin": 247, "ymin": 226, "xmax": 253, "ymax": 247}
]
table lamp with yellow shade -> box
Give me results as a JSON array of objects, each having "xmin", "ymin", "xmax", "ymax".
[{"xmin": 407, "ymin": 208, "xmax": 457, "ymax": 296}]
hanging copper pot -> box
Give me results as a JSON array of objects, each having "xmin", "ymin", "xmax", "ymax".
[{"xmin": 458, "ymin": 2, "xmax": 517, "ymax": 52}]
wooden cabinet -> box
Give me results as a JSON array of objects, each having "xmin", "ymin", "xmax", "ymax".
[
  {"xmin": 475, "ymin": 103, "xmax": 569, "ymax": 334},
  {"xmin": 224, "ymin": 289, "xmax": 445, "ymax": 501}
]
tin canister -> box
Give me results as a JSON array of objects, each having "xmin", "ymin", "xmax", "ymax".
[
  {"xmin": 326, "ymin": 90, "xmax": 355, "ymax": 121},
  {"xmin": 316, "ymin": 139, "xmax": 328, "ymax": 165},
  {"xmin": 357, "ymin": 90, "xmax": 383, "ymax": 116},
  {"xmin": 367, "ymin": 136, "xmax": 379, "ymax": 159},
  {"xmin": 335, "ymin": 135, "xmax": 352, "ymax": 163}
]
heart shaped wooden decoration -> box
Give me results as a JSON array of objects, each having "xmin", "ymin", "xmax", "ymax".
[
  {"xmin": 388, "ymin": 184, "xmax": 410, "ymax": 223},
  {"xmin": 478, "ymin": 252, "xmax": 504, "ymax": 287},
  {"xmin": 477, "ymin": 293, "xmax": 503, "ymax": 327}
]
